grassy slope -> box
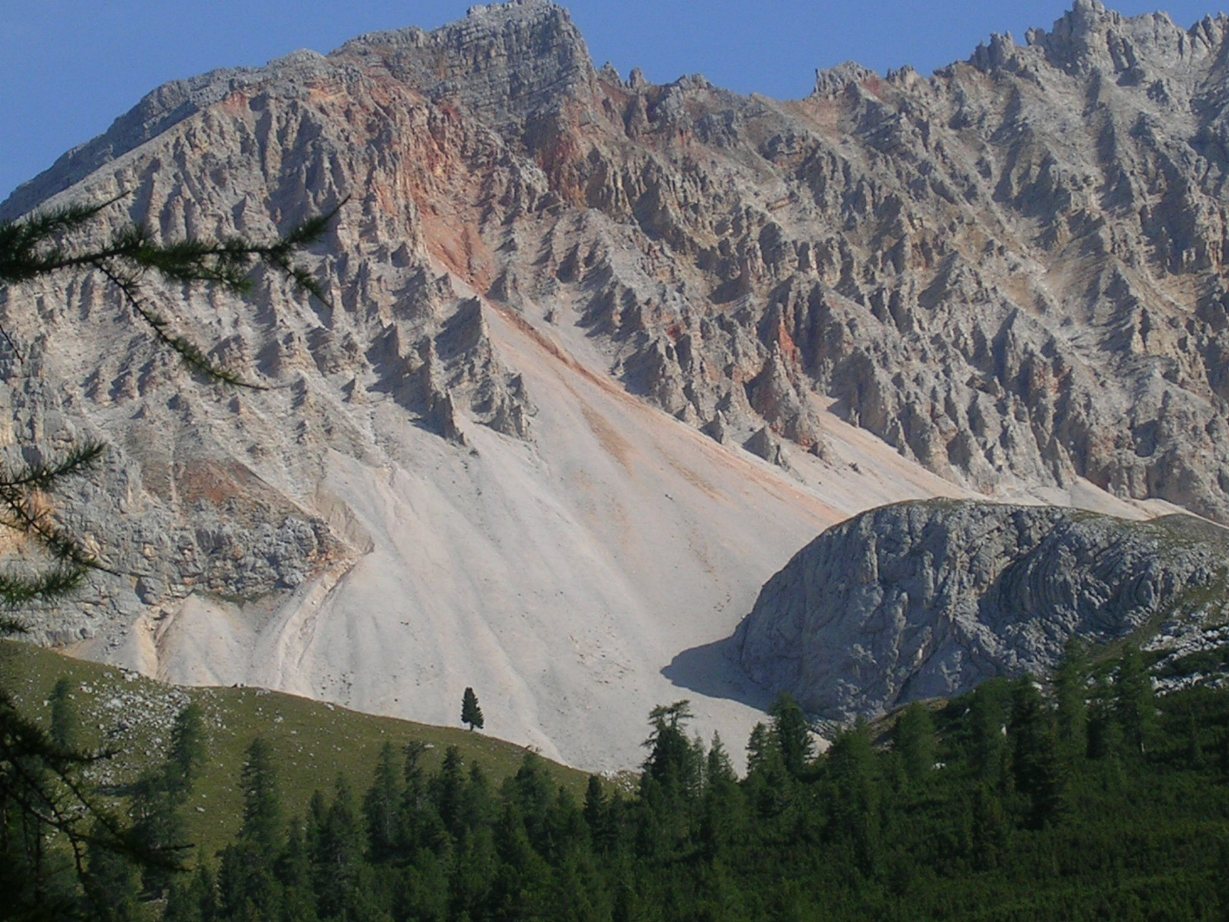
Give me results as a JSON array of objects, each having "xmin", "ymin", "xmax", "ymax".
[{"xmin": 0, "ymin": 639, "xmax": 593, "ymax": 861}]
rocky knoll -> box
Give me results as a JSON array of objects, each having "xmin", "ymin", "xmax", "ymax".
[{"xmin": 736, "ymin": 500, "xmax": 1229, "ymax": 720}]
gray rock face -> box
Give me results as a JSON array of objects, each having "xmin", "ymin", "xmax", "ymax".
[{"xmin": 736, "ymin": 500, "xmax": 1229, "ymax": 719}]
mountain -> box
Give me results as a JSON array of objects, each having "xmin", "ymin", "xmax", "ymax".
[
  {"xmin": 3, "ymin": 0, "xmax": 1229, "ymax": 768},
  {"xmin": 735, "ymin": 499, "xmax": 1229, "ymax": 720}
]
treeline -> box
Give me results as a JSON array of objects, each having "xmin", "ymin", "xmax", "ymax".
[
  {"xmin": 12, "ymin": 645, "xmax": 1229, "ymax": 920},
  {"xmin": 153, "ymin": 644, "xmax": 1229, "ymax": 921}
]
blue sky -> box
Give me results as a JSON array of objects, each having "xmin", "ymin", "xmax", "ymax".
[{"xmin": 1, "ymin": 1, "xmax": 1222, "ymax": 200}]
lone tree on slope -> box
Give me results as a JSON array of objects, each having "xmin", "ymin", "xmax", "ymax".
[{"xmin": 461, "ymin": 687, "xmax": 484, "ymax": 731}]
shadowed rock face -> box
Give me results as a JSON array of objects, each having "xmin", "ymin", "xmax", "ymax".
[{"xmin": 736, "ymin": 500, "xmax": 1229, "ymax": 719}]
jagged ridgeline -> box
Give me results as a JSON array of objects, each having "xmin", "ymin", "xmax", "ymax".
[
  {"xmin": 11, "ymin": 0, "xmax": 1229, "ymax": 512},
  {"xmin": 7, "ymin": 0, "xmax": 1229, "ymax": 769},
  {"xmin": 737, "ymin": 500, "xmax": 1229, "ymax": 720}
]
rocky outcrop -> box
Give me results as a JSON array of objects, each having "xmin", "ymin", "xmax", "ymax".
[{"xmin": 736, "ymin": 500, "xmax": 1229, "ymax": 720}]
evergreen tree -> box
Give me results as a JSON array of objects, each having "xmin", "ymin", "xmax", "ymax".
[
  {"xmin": 825, "ymin": 721, "xmax": 882, "ymax": 873},
  {"xmin": 276, "ymin": 823, "xmax": 320, "ymax": 922},
  {"xmin": 146, "ymin": 673, "xmax": 1229, "ymax": 922},
  {"xmin": 48, "ymin": 677, "xmax": 78, "ymax": 751},
  {"xmin": 433, "ymin": 746, "xmax": 467, "ymax": 842},
  {"xmin": 894, "ymin": 702, "xmax": 937, "ymax": 784},
  {"xmin": 461, "ymin": 686, "xmax": 484, "ymax": 731},
  {"xmin": 969, "ymin": 783, "xmax": 1008, "ymax": 871},
  {"xmin": 699, "ymin": 732, "xmax": 744, "ymax": 859},
  {"xmin": 166, "ymin": 703, "xmax": 207, "ymax": 795},
  {"xmin": 163, "ymin": 860, "xmax": 218, "ymax": 922},
  {"xmin": 490, "ymin": 800, "xmax": 552, "ymax": 919},
  {"xmin": 744, "ymin": 722, "xmax": 774, "ymax": 777},
  {"xmin": 770, "ymin": 693, "xmax": 815, "ymax": 778},
  {"xmin": 313, "ymin": 776, "xmax": 365, "ymax": 919},
  {"xmin": 459, "ymin": 762, "xmax": 497, "ymax": 845},
  {"xmin": 967, "ymin": 678, "xmax": 1011, "ymax": 786},
  {"xmin": 1114, "ymin": 645, "xmax": 1157, "ymax": 756},
  {"xmin": 744, "ymin": 720, "xmax": 791, "ymax": 823},
  {"xmin": 582, "ymin": 774, "xmax": 606, "ymax": 836},
  {"xmin": 364, "ymin": 742, "xmax": 403, "ymax": 861},
  {"xmin": 240, "ymin": 737, "xmax": 283, "ymax": 854},
  {"xmin": 1009, "ymin": 677, "xmax": 1064, "ymax": 828},
  {"xmin": 638, "ymin": 702, "xmax": 701, "ymax": 860},
  {"xmin": 399, "ymin": 740, "xmax": 440, "ymax": 853},
  {"xmin": 217, "ymin": 739, "xmax": 287, "ymax": 918},
  {"xmin": 1086, "ymin": 670, "xmax": 1124, "ymax": 762},
  {"xmin": 506, "ymin": 752, "xmax": 556, "ymax": 854},
  {"xmin": 82, "ymin": 823, "xmax": 141, "ymax": 922},
  {"xmin": 1054, "ymin": 638, "xmax": 1090, "ymax": 761},
  {"xmin": 642, "ymin": 700, "xmax": 700, "ymax": 798},
  {"xmin": 129, "ymin": 702, "xmax": 206, "ymax": 897},
  {"xmin": 130, "ymin": 766, "xmax": 187, "ymax": 897}
]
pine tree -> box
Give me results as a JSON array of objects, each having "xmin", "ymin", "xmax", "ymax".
[
  {"xmin": 744, "ymin": 720, "xmax": 790, "ymax": 822},
  {"xmin": 699, "ymin": 732, "xmax": 743, "ymax": 859},
  {"xmin": 166, "ymin": 703, "xmax": 207, "ymax": 795},
  {"xmin": 130, "ymin": 766, "xmax": 187, "ymax": 897},
  {"xmin": 48, "ymin": 677, "xmax": 78, "ymax": 751},
  {"xmin": 313, "ymin": 776, "xmax": 365, "ymax": 919},
  {"xmin": 240, "ymin": 737, "xmax": 284, "ymax": 854},
  {"xmin": 364, "ymin": 742, "xmax": 402, "ymax": 861},
  {"xmin": 276, "ymin": 823, "xmax": 320, "ymax": 922},
  {"xmin": 642, "ymin": 700, "xmax": 700, "ymax": 797},
  {"xmin": 770, "ymin": 693, "xmax": 815, "ymax": 778},
  {"xmin": 825, "ymin": 721, "xmax": 882, "ymax": 873},
  {"xmin": 163, "ymin": 860, "xmax": 217, "ymax": 922},
  {"xmin": 1009, "ymin": 677, "xmax": 1064, "ymax": 828},
  {"xmin": 82, "ymin": 823, "xmax": 142, "ymax": 922},
  {"xmin": 433, "ymin": 746, "xmax": 467, "ymax": 841},
  {"xmin": 217, "ymin": 737, "xmax": 287, "ymax": 918},
  {"xmin": 1114, "ymin": 645, "xmax": 1156, "ymax": 757},
  {"xmin": 1054, "ymin": 638, "xmax": 1090, "ymax": 761},
  {"xmin": 894, "ymin": 702, "xmax": 937, "ymax": 784},
  {"xmin": 968, "ymin": 678, "xmax": 1011, "ymax": 786},
  {"xmin": 461, "ymin": 686, "xmax": 484, "ymax": 731}
]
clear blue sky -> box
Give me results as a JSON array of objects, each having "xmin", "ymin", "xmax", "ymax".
[{"xmin": 1, "ymin": 1, "xmax": 1222, "ymax": 200}]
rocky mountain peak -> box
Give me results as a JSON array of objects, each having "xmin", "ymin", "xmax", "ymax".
[
  {"xmin": 336, "ymin": 0, "xmax": 593, "ymax": 127},
  {"xmin": 811, "ymin": 61, "xmax": 878, "ymax": 98},
  {"xmin": 1023, "ymin": 0, "xmax": 1213, "ymax": 78}
]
